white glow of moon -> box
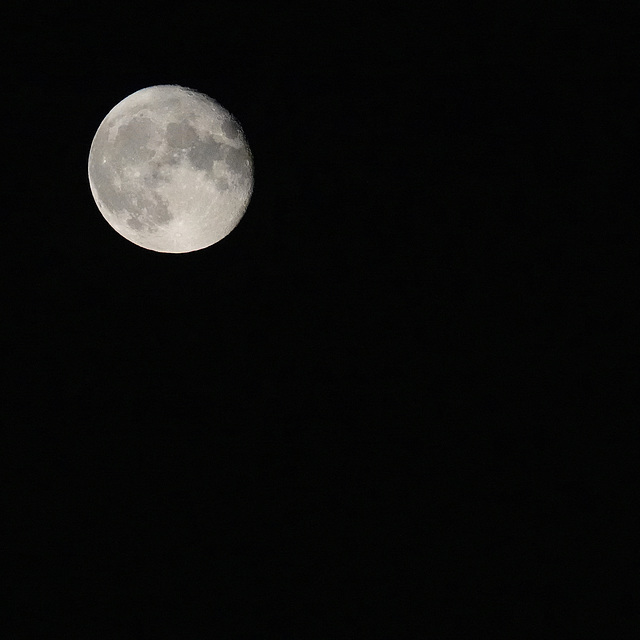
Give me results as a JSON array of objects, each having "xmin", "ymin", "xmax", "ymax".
[{"xmin": 88, "ymin": 85, "xmax": 253, "ymax": 253}]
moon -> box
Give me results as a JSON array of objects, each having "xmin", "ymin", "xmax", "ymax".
[{"xmin": 88, "ymin": 85, "xmax": 253, "ymax": 253}]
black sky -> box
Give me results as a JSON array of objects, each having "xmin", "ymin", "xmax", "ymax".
[{"xmin": 4, "ymin": 2, "xmax": 638, "ymax": 636}]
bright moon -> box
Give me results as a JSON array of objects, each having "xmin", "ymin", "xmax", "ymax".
[{"xmin": 88, "ymin": 85, "xmax": 253, "ymax": 253}]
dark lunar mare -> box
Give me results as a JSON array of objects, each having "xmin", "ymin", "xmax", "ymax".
[{"xmin": 89, "ymin": 116, "xmax": 172, "ymax": 232}]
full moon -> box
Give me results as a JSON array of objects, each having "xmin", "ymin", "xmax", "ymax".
[{"xmin": 88, "ymin": 85, "xmax": 253, "ymax": 253}]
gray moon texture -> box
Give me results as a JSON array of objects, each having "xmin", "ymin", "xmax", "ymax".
[{"xmin": 88, "ymin": 85, "xmax": 253, "ymax": 253}]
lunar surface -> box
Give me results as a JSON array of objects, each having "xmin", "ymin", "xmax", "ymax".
[{"xmin": 88, "ymin": 85, "xmax": 253, "ymax": 253}]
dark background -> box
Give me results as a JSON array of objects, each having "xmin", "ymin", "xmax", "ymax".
[{"xmin": 3, "ymin": 2, "xmax": 638, "ymax": 636}]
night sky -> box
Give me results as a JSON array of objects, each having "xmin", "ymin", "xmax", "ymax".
[{"xmin": 4, "ymin": 2, "xmax": 638, "ymax": 636}]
